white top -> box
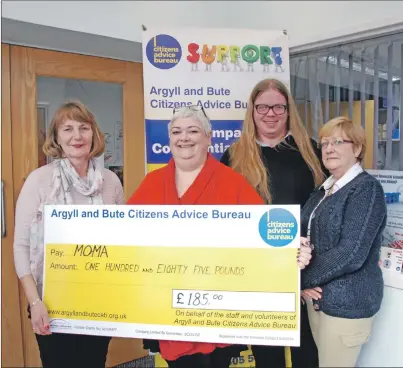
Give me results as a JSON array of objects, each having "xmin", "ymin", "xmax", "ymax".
[
  {"xmin": 306, "ymin": 162, "xmax": 363, "ymax": 247},
  {"xmin": 321, "ymin": 162, "xmax": 364, "ymax": 195}
]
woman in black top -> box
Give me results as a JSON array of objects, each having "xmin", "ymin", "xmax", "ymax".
[{"xmin": 220, "ymin": 78, "xmax": 327, "ymax": 368}]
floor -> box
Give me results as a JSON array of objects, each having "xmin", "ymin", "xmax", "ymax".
[{"xmin": 114, "ymin": 355, "xmax": 156, "ymax": 368}]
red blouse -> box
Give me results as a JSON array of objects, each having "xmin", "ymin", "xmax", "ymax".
[{"xmin": 127, "ymin": 153, "xmax": 264, "ymax": 361}]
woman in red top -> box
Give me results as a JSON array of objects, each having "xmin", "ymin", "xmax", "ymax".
[{"xmin": 127, "ymin": 106, "xmax": 312, "ymax": 368}]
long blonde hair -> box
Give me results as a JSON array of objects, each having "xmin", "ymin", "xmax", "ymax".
[{"xmin": 229, "ymin": 78, "xmax": 325, "ymax": 203}]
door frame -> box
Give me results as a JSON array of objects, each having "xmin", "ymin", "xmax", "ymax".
[
  {"xmin": 7, "ymin": 44, "xmax": 146, "ymax": 367},
  {"xmin": 10, "ymin": 45, "xmax": 145, "ymax": 200},
  {"xmin": 2, "ymin": 43, "xmax": 25, "ymax": 368}
]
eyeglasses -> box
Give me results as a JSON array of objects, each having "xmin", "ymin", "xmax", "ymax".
[
  {"xmin": 173, "ymin": 105, "xmax": 208, "ymax": 119},
  {"xmin": 318, "ymin": 138, "xmax": 354, "ymax": 150},
  {"xmin": 254, "ymin": 104, "xmax": 287, "ymax": 116}
]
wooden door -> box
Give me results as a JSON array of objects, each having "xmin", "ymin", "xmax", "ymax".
[{"xmin": 6, "ymin": 44, "xmax": 147, "ymax": 367}]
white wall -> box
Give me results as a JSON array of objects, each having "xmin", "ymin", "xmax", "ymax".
[
  {"xmin": 357, "ymin": 286, "xmax": 403, "ymax": 367},
  {"xmin": 3, "ymin": 1, "xmax": 403, "ymax": 48}
]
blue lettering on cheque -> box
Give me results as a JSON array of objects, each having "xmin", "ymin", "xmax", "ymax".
[{"xmin": 258, "ymin": 208, "xmax": 298, "ymax": 247}]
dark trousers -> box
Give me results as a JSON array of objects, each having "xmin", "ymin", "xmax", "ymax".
[
  {"xmin": 35, "ymin": 332, "xmax": 111, "ymax": 368},
  {"xmin": 166, "ymin": 347, "xmax": 233, "ymax": 368},
  {"xmin": 252, "ymin": 303, "xmax": 318, "ymax": 368}
]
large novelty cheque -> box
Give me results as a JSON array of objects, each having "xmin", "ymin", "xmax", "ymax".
[{"xmin": 43, "ymin": 205, "xmax": 301, "ymax": 347}]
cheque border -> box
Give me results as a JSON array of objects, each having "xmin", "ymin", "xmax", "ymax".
[{"xmin": 49, "ymin": 319, "xmax": 300, "ymax": 347}]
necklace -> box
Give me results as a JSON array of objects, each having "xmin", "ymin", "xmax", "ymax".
[{"xmin": 326, "ymin": 184, "xmax": 335, "ymax": 197}]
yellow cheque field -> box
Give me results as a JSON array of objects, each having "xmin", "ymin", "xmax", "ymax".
[{"xmin": 43, "ymin": 204, "xmax": 301, "ymax": 346}]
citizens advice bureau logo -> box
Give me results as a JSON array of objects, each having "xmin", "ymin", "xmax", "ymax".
[
  {"xmin": 146, "ymin": 34, "xmax": 182, "ymax": 69},
  {"xmin": 258, "ymin": 208, "xmax": 298, "ymax": 247}
]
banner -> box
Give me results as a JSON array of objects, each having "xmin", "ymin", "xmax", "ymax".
[
  {"xmin": 141, "ymin": 27, "xmax": 290, "ymax": 172},
  {"xmin": 367, "ymin": 170, "xmax": 403, "ymax": 290},
  {"xmin": 43, "ymin": 204, "xmax": 301, "ymax": 349}
]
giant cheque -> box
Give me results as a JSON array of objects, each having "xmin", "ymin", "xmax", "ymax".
[{"xmin": 43, "ymin": 205, "xmax": 301, "ymax": 346}]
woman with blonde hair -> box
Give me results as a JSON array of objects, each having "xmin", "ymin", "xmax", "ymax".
[
  {"xmin": 221, "ymin": 78, "xmax": 326, "ymax": 368},
  {"xmin": 13, "ymin": 101, "xmax": 125, "ymax": 367},
  {"xmin": 301, "ymin": 117, "xmax": 386, "ymax": 367}
]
